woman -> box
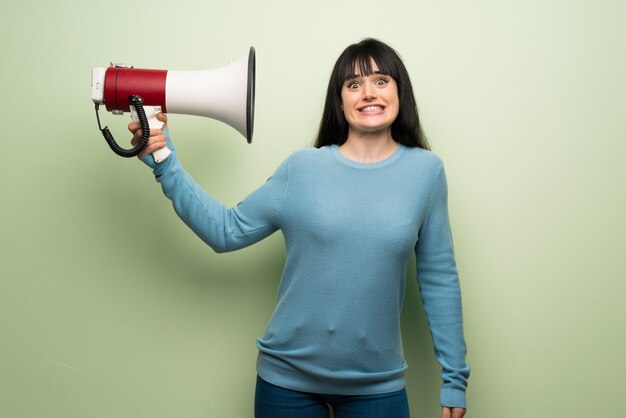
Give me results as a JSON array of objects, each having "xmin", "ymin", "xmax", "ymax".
[{"xmin": 130, "ymin": 38, "xmax": 470, "ymax": 418}]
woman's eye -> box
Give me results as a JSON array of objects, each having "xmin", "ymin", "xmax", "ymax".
[
  {"xmin": 347, "ymin": 81, "xmax": 360, "ymax": 89},
  {"xmin": 376, "ymin": 78, "xmax": 388, "ymax": 85}
]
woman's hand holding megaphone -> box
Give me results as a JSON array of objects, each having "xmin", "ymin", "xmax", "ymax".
[{"xmin": 129, "ymin": 112, "xmax": 169, "ymax": 159}]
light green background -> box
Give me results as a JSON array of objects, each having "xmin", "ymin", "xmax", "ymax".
[{"xmin": 1, "ymin": 1, "xmax": 625, "ymax": 417}]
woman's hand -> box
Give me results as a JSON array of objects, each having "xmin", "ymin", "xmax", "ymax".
[
  {"xmin": 128, "ymin": 112, "xmax": 169, "ymax": 158},
  {"xmin": 442, "ymin": 406, "xmax": 466, "ymax": 418}
]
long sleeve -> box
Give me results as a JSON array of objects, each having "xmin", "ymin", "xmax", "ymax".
[
  {"xmin": 144, "ymin": 134, "xmax": 289, "ymax": 253},
  {"xmin": 415, "ymin": 166, "xmax": 470, "ymax": 408}
]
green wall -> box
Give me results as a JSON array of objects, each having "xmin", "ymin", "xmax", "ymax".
[{"xmin": 1, "ymin": 1, "xmax": 625, "ymax": 417}]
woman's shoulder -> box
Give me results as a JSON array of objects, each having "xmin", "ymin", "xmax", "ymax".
[
  {"xmin": 269, "ymin": 147, "xmax": 333, "ymax": 180},
  {"xmin": 401, "ymin": 145, "xmax": 445, "ymax": 169}
]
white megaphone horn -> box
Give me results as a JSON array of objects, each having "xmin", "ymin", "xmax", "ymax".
[{"xmin": 91, "ymin": 47, "xmax": 256, "ymax": 163}]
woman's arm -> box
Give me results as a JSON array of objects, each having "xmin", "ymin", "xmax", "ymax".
[
  {"xmin": 415, "ymin": 165, "xmax": 470, "ymax": 409},
  {"xmin": 129, "ymin": 114, "xmax": 288, "ymax": 253}
]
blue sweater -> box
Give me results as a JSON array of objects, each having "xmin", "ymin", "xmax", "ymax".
[{"xmin": 144, "ymin": 136, "xmax": 470, "ymax": 408}]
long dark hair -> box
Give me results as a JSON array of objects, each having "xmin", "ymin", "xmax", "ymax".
[{"xmin": 313, "ymin": 38, "xmax": 429, "ymax": 150}]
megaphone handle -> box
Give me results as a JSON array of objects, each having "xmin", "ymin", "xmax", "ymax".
[{"xmin": 130, "ymin": 105, "xmax": 172, "ymax": 164}]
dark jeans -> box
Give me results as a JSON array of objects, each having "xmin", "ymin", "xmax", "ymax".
[{"xmin": 254, "ymin": 376, "xmax": 410, "ymax": 418}]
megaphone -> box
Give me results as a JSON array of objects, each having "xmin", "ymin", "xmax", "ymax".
[{"xmin": 91, "ymin": 47, "xmax": 256, "ymax": 163}]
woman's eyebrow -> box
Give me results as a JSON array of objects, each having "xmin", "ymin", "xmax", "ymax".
[{"xmin": 345, "ymin": 70, "xmax": 387, "ymax": 79}]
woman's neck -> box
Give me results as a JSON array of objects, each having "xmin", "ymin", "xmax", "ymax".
[{"xmin": 339, "ymin": 131, "xmax": 398, "ymax": 163}]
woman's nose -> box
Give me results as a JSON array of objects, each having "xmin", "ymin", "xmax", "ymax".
[{"xmin": 362, "ymin": 82, "xmax": 377, "ymax": 100}]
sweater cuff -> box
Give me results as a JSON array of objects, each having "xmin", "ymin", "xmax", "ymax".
[{"xmin": 440, "ymin": 386, "xmax": 466, "ymax": 409}]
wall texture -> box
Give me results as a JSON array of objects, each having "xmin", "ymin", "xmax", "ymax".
[{"xmin": 1, "ymin": 1, "xmax": 625, "ymax": 417}]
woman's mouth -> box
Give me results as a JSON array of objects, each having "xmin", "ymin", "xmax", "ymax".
[{"xmin": 358, "ymin": 105, "xmax": 386, "ymax": 113}]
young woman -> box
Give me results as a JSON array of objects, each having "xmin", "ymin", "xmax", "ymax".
[{"xmin": 130, "ymin": 38, "xmax": 470, "ymax": 418}]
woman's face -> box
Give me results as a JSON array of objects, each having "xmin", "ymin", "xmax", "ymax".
[{"xmin": 340, "ymin": 61, "xmax": 399, "ymax": 137}]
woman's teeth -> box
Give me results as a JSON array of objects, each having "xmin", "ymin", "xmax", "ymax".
[{"xmin": 359, "ymin": 106, "xmax": 384, "ymax": 112}]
